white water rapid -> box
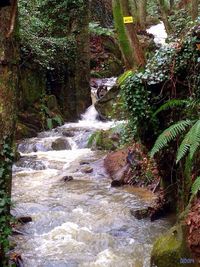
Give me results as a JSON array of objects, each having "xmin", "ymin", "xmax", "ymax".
[
  {"xmin": 12, "ymin": 84, "xmax": 171, "ymax": 266},
  {"xmin": 147, "ymin": 22, "xmax": 167, "ymax": 46}
]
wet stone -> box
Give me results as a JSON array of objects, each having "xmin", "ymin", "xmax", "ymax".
[
  {"xmin": 130, "ymin": 208, "xmax": 149, "ymax": 220},
  {"xmin": 62, "ymin": 176, "xmax": 74, "ymax": 182},
  {"xmin": 79, "ymin": 161, "xmax": 90, "ymax": 165},
  {"xmin": 51, "ymin": 138, "xmax": 71, "ymax": 150},
  {"xmin": 62, "ymin": 130, "xmax": 75, "ymax": 137},
  {"xmin": 17, "ymin": 216, "xmax": 32, "ymax": 224},
  {"xmin": 81, "ymin": 166, "xmax": 93, "ymax": 173}
]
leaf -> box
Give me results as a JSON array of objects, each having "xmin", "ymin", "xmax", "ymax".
[
  {"xmin": 150, "ymin": 120, "xmax": 192, "ymax": 158},
  {"xmin": 47, "ymin": 118, "xmax": 53, "ymax": 130},
  {"xmin": 191, "ymin": 176, "xmax": 200, "ymax": 196},
  {"xmin": 153, "ymin": 99, "xmax": 189, "ymax": 117}
]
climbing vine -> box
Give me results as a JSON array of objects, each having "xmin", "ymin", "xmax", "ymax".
[{"xmin": 0, "ymin": 137, "xmax": 14, "ymax": 264}]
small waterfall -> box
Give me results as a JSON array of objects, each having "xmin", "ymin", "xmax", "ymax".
[
  {"xmin": 147, "ymin": 22, "xmax": 167, "ymax": 46},
  {"xmin": 81, "ymin": 105, "xmax": 98, "ymax": 122}
]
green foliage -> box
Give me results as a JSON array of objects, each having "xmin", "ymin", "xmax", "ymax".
[
  {"xmin": 89, "ymin": 22, "xmax": 114, "ymax": 36},
  {"xmin": 121, "ymin": 72, "xmax": 153, "ymax": 138},
  {"xmin": 177, "ymin": 120, "xmax": 200, "ymax": 162},
  {"xmin": 47, "ymin": 116, "xmax": 63, "ymax": 130},
  {"xmin": 40, "ymin": 94, "xmax": 63, "ymax": 130},
  {"xmin": 150, "ymin": 120, "xmax": 193, "ymax": 158},
  {"xmin": 0, "ymin": 138, "xmax": 14, "ymax": 263},
  {"xmin": 153, "ymin": 99, "xmax": 189, "ymax": 117},
  {"xmin": 117, "ymin": 70, "xmax": 133, "ymax": 86},
  {"xmin": 168, "ymin": 9, "xmax": 194, "ymax": 39},
  {"xmin": 19, "ymin": 0, "xmax": 85, "ymax": 69},
  {"xmin": 191, "ymin": 176, "xmax": 200, "ymax": 196}
]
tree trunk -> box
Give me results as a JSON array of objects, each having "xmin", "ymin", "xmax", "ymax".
[
  {"xmin": 138, "ymin": 0, "xmax": 147, "ymax": 30},
  {"xmin": 0, "ymin": 0, "xmax": 18, "ymax": 263},
  {"xmin": 169, "ymin": 0, "xmax": 175, "ymax": 11},
  {"xmin": 119, "ymin": 0, "xmax": 146, "ymax": 67},
  {"xmin": 191, "ymin": 0, "xmax": 199, "ymax": 20},
  {"xmin": 112, "ymin": 0, "xmax": 135, "ymax": 69},
  {"xmin": 158, "ymin": 0, "xmax": 173, "ymax": 34}
]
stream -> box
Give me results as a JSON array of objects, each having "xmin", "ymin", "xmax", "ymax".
[
  {"xmin": 12, "ymin": 104, "xmax": 171, "ymax": 267},
  {"xmin": 11, "ymin": 24, "xmax": 170, "ymax": 267}
]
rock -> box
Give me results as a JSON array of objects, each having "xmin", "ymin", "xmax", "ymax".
[
  {"xmin": 17, "ymin": 216, "xmax": 32, "ymax": 224},
  {"xmin": 151, "ymin": 224, "xmax": 199, "ymax": 267},
  {"xmin": 130, "ymin": 208, "xmax": 149, "ymax": 220},
  {"xmin": 79, "ymin": 161, "xmax": 90, "ymax": 165},
  {"xmin": 62, "ymin": 130, "xmax": 74, "ymax": 137},
  {"xmin": 62, "ymin": 176, "xmax": 73, "ymax": 182},
  {"xmin": 51, "ymin": 138, "xmax": 71, "ymax": 150},
  {"xmin": 16, "ymin": 122, "xmax": 37, "ymax": 140},
  {"xmin": 46, "ymin": 95, "xmax": 58, "ymax": 110},
  {"xmin": 111, "ymin": 180, "xmax": 123, "ymax": 187},
  {"xmin": 94, "ymin": 85, "xmax": 122, "ymax": 120},
  {"xmin": 104, "ymin": 148, "xmax": 128, "ymax": 178},
  {"xmin": 87, "ymin": 130, "xmax": 119, "ymax": 151},
  {"xmin": 81, "ymin": 166, "xmax": 93, "ymax": 173},
  {"xmin": 111, "ymin": 163, "xmax": 129, "ymax": 187}
]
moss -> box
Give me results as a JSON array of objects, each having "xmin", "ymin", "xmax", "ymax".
[
  {"xmin": 151, "ymin": 224, "xmax": 198, "ymax": 267},
  {"xmin": 112, "ymin": 0, "xmax": 135, "ymax": 69},
  {"xmin": 87, "ymin": 130, "xmax": 118, "ymax": 151},
  {"xmin": 20, "ymin": 68, "xmax": 45, "ymax": 106}
]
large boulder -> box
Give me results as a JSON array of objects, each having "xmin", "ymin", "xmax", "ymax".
[
  {"xmin": 87, "ymin": 129, "xmax": 120, "ymax": 151},
  {"xmin": 151, "ymin": 224, "xmax": 199, "ymax": 267},
  {"xmin": 94, "ymin": 85, "xmax": 122, "ymax": 119},
  {"xmin": 51, "ymin": 138, "xmax": 71, "ymax": 150}
]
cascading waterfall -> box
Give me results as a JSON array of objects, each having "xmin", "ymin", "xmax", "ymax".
[
  {"xmin": 12, "ymin": 82, "xmax": 171, "ymax": 265},
  {"xmin": 147, "ymin": 22, "xmax": 168, "ymax": 46}
]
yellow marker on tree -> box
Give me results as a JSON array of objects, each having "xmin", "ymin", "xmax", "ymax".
[{"xmin": 123, "ymin": 16, "xmax": 134, "ymax": 24}]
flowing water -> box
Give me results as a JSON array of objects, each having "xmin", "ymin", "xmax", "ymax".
[
  {"xmin": 147, "ymin": 22, "xmax": 167, "ymax": 46},
  {"xmin": 12, "ymin": 103, "xmax": 171, "ymax": 267},
  {"xmin": 12, "ymin": 24, "xmax": 170, "ymax": 266}
]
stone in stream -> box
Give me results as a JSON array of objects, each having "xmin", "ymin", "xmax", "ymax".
[
  {"xmin": 62, "ymin": 176, "xmax": 74, "ymax": 182},
  {"xmin": 62, "ymin": 130, "xmax": 74, "ymax": 137},
  {"xmin": 130, "ymin": 208, "xmax": 149, "ymax": 220},
  {"xmin": 81, "ymin": 166, "xmax": 93, "ymax": 173},
  {"xmin": 17, "ymin": 216, "xmax": 32, "ymax": 224},
  {"xmin": 51, "ymin": 138, "xmax": 71, "ymax": 150},
  {"xmin": 79, "ymin": 160, "xmax": 90, "ymax": 165}
]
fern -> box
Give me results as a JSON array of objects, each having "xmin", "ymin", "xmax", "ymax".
[
  {"xmin": 87, "ymin": 131, "xmax": 101, "ymax": 147},
  {"xmin": 47, "ymin": 118, "xmax": 53, "ymax": 130},
  {"xmin": 150, "ymin": 120, "xmax": 192, "ymax": 157},
  {"xmin": 53, "ymin": 115, "xmax": 63, "ymax": 126},
  {"xmin": 176, "ymin": 120, "xmax": 200, "ymax": 163},
  {"xmin": 153, "ymin": 99, "xmax": 188, "ymax": 117},
  {"xmin": 191, "ymin": 176, "xmax": 200, "ymax": 196}
]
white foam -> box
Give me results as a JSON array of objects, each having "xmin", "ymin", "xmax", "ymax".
[{"xmin": 147, "ymin": 22, "xmax": 167, "ymax": 45}]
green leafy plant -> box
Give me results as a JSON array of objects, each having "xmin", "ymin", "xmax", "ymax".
[
  {"xmin": 89, "ymin": 22, "xmax": 114, "ymax": 36},
  {"xmin": 191, "ymin": 176, "xmax": 200, "ymax": 197}
]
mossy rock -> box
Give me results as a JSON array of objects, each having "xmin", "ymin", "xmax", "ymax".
[
  {"xmin": 16, "ymin": 122, "xmax": 37, "ymax": 140},
  {"xmin": 95, "ymin": 85, "xmax": 123, "ymax": 120},
  {"xmin": 151, "ymin": 224, "xmax": 198, "ymax": 267},
  {"xmin": 87, "ymin": 129, "xmax": 120, "ymax": 151},
  {"xmin": 46, "ymin": 95, "xmax": 58, "ymax": 110}
]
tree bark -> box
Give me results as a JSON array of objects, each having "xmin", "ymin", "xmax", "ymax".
[
  {"xmin": 112, "ymin": 0, "xmax": 136, "ymax": 69},
  {"xmin": 120, "ymin": 0, "xmax": 146, "ymax": 67},
  {"xmin": 158, "ymin": 0, "xmax": 173, "ymax": 34},
  {"xmin": 138, "ymin": 0, "xmax": 147, "ymax": 30},
  {"xmin": 191, "ymin": 0, "xmax": 199, "ymax": 20},
  {"xmin": 0, "ymin": 0, "xmax": 18, "ymax": 263}
]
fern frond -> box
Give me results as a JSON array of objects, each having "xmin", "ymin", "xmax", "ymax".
[
  {"xmin": 189, "ymin": 120, "xmax": 200, "ymax": 159},
  {"xmin": 176, "ymin": 120, "xmax": 200, "ymax": 163},
  {"xmin": 150, "ymin": 120, "xmax": 192, "ymax": 158},
  {"xmin": 191, "ymin": 176, "xmax": 200, "ymax": 196},
  {"xmin": 153, "ymin": 99, "xmax": 189, "ymax": 117}
]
